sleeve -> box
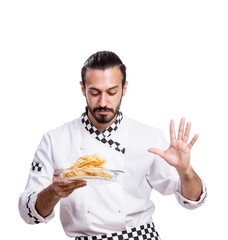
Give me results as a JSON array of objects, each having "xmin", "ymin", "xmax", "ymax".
[
  {"xmin": 18, "ymin": 133, "xmax": 56, "ymax": 224},
  {"xmin": 175, "ymin": 180, "xmax": 207, "ymax": 210},
  {"xmin": 149, "ymin": 156, "xmax": 207, "ymax": 210}
]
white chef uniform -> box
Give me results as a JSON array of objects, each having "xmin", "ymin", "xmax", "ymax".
[{"xmin": 18, "ymin": 113, "xmax": 207, "ymax": 238}]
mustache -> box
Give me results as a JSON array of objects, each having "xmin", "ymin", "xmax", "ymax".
[{"xmin": 94, "ymin": 107, "xmax": 114, "ymax": 113}]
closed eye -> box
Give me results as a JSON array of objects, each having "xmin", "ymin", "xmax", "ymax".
[
  {"xmin": 90, "ymin": 92, "xmax": 100, "ymax": 96},
  {"xmin": 108, "ymin": 91, "xmax": 117, "ymax": 96},
  {"xmin": 89, "ymin": 89, "xmax": 100, "ymax": 96}
]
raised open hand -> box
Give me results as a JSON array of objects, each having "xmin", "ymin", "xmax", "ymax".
[{"xmin": 148, "ymin": 117, "xmax": 198, "ymax": 171}]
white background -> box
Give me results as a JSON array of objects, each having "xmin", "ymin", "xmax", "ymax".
[{"xmin": 0, "ymin": 0, "xmax": 227, "ymax": 239}]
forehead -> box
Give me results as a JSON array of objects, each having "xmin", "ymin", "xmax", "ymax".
[{"xmin": 84, "ymin": 67, "xmax": 123, "ymax": 88}]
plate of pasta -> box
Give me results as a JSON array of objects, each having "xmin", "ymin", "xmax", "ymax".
[
  {"xmin": 59, "ymin": 167, "xmax": 124, "ymax": 183},
  {"xmin": 56, "ymin": 154, "xmax": 124, "ymax": 183}
]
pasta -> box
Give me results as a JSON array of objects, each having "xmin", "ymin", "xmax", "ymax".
[
  {"xmin": 69, "ymin": 154, "xmax": 106, "ymax": 168},
  {"xmin": 63, "ymin": 154, "xmax": 112, "ymax": 179}
]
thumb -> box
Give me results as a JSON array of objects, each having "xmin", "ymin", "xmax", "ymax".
[{"xmin": 148, "ymin": 147, "xmax": 164, "ymax": 158}]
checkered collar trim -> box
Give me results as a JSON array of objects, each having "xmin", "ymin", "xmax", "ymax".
[{"xmin": 81, "ymin": 111, "xmax": 125, "ymax": 154}]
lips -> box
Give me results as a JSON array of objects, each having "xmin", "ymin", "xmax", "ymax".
[
  {"xmin": 95, "ymin": 107, "xmax": 113, "ymax": 115},
  {"xmin": 97, "ymin": 110, "xmax": 110, "ymax": 115}
]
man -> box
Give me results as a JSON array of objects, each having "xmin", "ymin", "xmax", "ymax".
[{"xmin": 19, "ymin": 51, "xmax": 207, "ymax": 240}]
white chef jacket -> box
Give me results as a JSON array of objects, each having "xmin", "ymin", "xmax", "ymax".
[{"xmin": 18, "ymin": 115, "xmax": 207, "ymax": 238}]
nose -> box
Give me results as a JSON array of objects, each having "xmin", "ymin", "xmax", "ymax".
[{"xmin": 99, "ymin": 93, "xmax": 108, "ymax": 107}]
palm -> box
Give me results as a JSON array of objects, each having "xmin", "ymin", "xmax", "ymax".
[{"xmin": 148, "ymin": 118, "xmax": 198, "ymax": 170}]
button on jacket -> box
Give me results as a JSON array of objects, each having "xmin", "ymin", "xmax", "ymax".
[{"xmin": 18, "ymin": 115, "xmax": 207, "ymax": 238}]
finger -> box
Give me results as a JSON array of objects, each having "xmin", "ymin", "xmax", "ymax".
[
  {"xmin": 55, "ymin": 180, "xmax": 87, "ymax": 197},
  {"xmin": 64, "ymin": 179, "xmax": 87, "ymax": 190},
  {"xmin": 71, "ymin": 179, "xmax": 87, "ymax": 188},
  {"xmin": 183, "ymin": 121, "xmax": 191, "ymax": 143},
  {"xmin": 148, "ymin": 147, "xmax": 165, "ymax": 159},
  {"xmin": 187, "ymin": 134, "xmax": 199, "ymax": 149},
  {"xmin": 177, "ymin": 117, "xmax": 186, "ymax": 140},
  {"xmin": 169, "ymin": 119, "xmax": 176, "ymax": 141},
  {"xmin": 53, "ymin": 174, "xmax": 63, "ymax": 181},
  {"xmin": 65, "ymin": 181, "xmax": 87, "ymax": 195},
  {"xmin": 56, "ymin": 182, "xmax": 87, "ymax": 198}
]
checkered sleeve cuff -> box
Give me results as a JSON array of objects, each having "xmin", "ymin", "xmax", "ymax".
[
  {"xmin": 175, "ymin": 181, "xmax": 207, "ymax": 210},
  {"xmin": 25, "ymin": 191, "xmax": 55, "ymax": 224}
]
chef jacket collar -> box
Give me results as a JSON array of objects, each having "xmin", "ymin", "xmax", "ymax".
[{"xmin": 81, "ymin": 109, "xmax": 125, "ymax": 154}]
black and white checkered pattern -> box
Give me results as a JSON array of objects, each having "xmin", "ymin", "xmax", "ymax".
[
  {"xmin": 81, "ymin": 112, "xmax": 125, "ymax": 154},
  {"xmin": 26, "ymin": 192, "xmax": 40, "ymax": 224},
  {"xmin": 75, "ymin": 222, "xmax": 160, "ymax": 240},
  {"xmin": 31, "ymin": 161, "xmax": 43, "ymax": 172}
]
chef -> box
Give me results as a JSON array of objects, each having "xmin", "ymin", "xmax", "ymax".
[{"xmin": 19, "ymin": 50, "xmax": 207, "ymax": 240}]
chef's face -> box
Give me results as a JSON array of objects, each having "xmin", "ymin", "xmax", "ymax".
[{"xmin": 80, "ymin": 67, "xmax": 127, "ymax": 130}]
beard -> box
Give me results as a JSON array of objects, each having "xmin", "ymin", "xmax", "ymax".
[{"xmin": 86, "ymin": 98, "xmax": 122, "ymax": 124}]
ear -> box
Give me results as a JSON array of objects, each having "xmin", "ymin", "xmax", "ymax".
[
  {"xmin": 80, "ymin": 81, "xmax": 86, "ymax": 96},
  {"xmin": 122, "ymin": 81, "xmax": 128, "ymax": 96}
]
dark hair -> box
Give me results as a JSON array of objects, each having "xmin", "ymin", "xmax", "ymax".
[{"xmin": 81, "ymin": 51, "xmax": 127, "ymax": 87}]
